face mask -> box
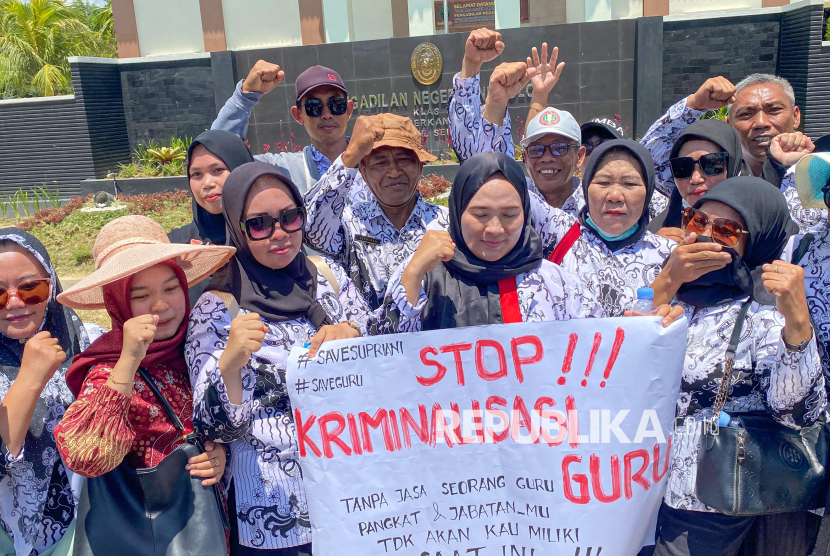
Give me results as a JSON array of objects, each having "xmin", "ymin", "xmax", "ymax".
[{"xmin": 585, "ymin": 215, "xmax": 639, "ymax": 242}]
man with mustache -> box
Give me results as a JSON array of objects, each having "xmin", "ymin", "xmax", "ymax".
[{"xmin": 211, "ymin": 61, "xmax": 353, "ymax": 194}]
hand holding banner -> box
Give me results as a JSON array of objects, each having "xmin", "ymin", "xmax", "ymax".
[{"xmin": 287, "ymin": 317, "xmax": 687, "ymax": 556}]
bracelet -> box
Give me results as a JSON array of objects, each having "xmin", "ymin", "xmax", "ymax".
[
  {"xmin": 108, "ymin": 375, "xmax": 134, "ymax": 386},
  {"xmin": 344, "ymin": 320, "xmax": 362, "ymax": 336}
]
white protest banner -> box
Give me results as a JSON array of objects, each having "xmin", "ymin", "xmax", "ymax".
[{"xmin": 287, "ymin": 317, "xmax": 687, "ymax": 556}]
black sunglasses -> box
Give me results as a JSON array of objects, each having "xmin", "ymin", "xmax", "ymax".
[
  {"xmin": 303, "ymin": 97, "xmax": 348, "ymax": 117},
  {"xmin": 241, "ymin": 207, "xmax": 306, "ymax": 241},
  {"xmin": 669, "ymin": 152, "xmax": 729, "ymax": 180},
  {"xmin": 525, "ymin": 142, "xmax": 579, "ymax": 158}
]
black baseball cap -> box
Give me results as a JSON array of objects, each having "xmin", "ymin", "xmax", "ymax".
[
  {"xmin": 581, "ymin": 117, "xmax": 627, "ymax": 141},
  {"xmin": 295, "ymin": 65, "xmax": 347, "ymax": 103}
]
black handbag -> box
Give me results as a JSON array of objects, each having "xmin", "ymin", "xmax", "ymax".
[
  {"xmin": 73, "ymin": 368, "xmax": 229, "ymax": 556},
  {"xmin": 695, "ymin": 301, "xmax": 829, "ymax": 516}
]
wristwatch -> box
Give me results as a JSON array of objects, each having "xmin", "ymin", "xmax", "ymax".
[
  {"xmin": 784, "ymin": 327, "xmax": 813, "ymax": 353},
  {"xmin": 345, "ymin": 320, "xmax": 362, "ymax": 336}
]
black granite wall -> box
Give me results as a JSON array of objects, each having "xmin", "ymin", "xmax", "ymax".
[
  {"xmin": 120, "ymin": 56, "xmax": 216, "ymax": 149},
  {"xmin": 661, "ymin": 14, "xmax": 780, "ymax": 112},
  {"xmin": 231, "ymin": 19, "xmax": 638, "ymax": 157}
]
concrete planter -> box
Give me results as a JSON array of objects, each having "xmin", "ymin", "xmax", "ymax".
[{"xmin": 80, "ymin": 176, "xmax": 188, "ymax": 197}]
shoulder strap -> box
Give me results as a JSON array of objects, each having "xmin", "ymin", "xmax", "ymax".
[
  {"xmin": 136, "ymin": 367, "xmax": 188, "ymax": 439},
  {"xmin": 712, "ymin": 301, "xmax": 752, "ymax": 416},
  {"xmin": 308, "ymin": 255, "xmax": 340, "ymax": 297},
  {"xmin": 792, "ymin": 233, "xmax": 815, "ymax": 266},
  {"xmin": 209, "ymin": 290, "xmax": 239, "ymax": 319},
  {"xmin": 497, "ymin": 277, "xmax": 522, "ymax": 324},
  {"xmin": 548, "ymin": 222, "xmax": 581, "ymax": 265}
]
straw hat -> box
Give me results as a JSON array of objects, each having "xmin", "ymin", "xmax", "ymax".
[
  {"xmin": 794, "ymin": 152, "xmax": 830, "ymax": 210},
  {"xmin": 58, "ymin": 215, "xmax": 236, "ymax": 310}
]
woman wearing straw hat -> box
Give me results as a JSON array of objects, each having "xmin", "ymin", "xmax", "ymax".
[
  {"xmin": 186, "ymin": 162, "xmax": 373, "ymax": 555},
  {"xmin": 52, "ymin": 215, "xmax": 237, "ymax": 555}
]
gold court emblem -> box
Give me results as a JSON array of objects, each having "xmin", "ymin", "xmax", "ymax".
[{"xmin": 411, "ymin": 43, "xmax": 443, "ymax": 86}]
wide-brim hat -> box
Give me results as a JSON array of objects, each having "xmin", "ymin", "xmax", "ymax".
[
  {"xmin": 794, "ymin": 152, "xmax": 830, "ymax": 210},
  {"xmin": 58, "ymin": 215, "xmax": 236, "ymax": 310}
]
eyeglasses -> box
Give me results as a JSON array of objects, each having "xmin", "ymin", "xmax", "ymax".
[
  {"xmin": 669, "ymin": 152, "xmax": 729, "ymax": 180},
  {"xmin": 584, "ymin": 137, "xmax": 610, "ymax": 156},
  {"xmin": 681, "ymin": 207, "xmax": 748, "ymax": 248},
  {"xmin": 241, "ymin": 207, "xmax": 306, "ymax": 241},
  {"xmin": 303, "ymin": 97, "xmax": 348, "ymax": 117},
  {"xmin": 525, "ymin": 143, "xmax": 580, "ymax": 159},
  {"xmin": 0, "ymin": 278, "xmax": 51, "ymax": 311}
]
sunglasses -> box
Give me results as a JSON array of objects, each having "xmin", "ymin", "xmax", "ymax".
[
  {"xmin": 584, "ymin": 137, "xmax": 610, "ymax": 156},
  {"xmin": 303, "ymin": 97, "xmax": 348, "ymax": 117},
  {"xmin": 241, "ymin": 207, "xmax": 306, "ymax": 241},
  {"xmin": 681, "ymin": 207, "xmax": 749, "ymax": 248},
  {"xmin": 525, "ymin": 143, "xmax": 580, "ymax": 159},
  {"xmin": 669, "ymin": 152, "xmax": 729, "ymax": 180},
  {"xmin": 0, "ymin": 278, "xmax": 51, "ymax": 311}
]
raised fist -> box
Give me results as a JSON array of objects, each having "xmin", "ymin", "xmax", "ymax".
[
  {"xmin": 342, "ymin": 115, "xmax": 387, "ymax": 168},
  {"xmin": 242, "ymin": 60, "xmax": 284, "ymax": 95},
  {"xmin": 769, "ymin": 132, "xmax": 815, "ymax": 167},
  {"xmin": 686, "ymin": 76, "xmax": 737, "ymax": 112},
  {"xmin": 464, "ymin": 28, "xmax": 505, "ymax": 65}
]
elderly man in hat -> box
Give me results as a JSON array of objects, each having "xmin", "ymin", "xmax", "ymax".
[
  {"xmin": 212, "ymin": 61, "xmax": 353, "ymax": 194},
  {"xmin": 303, "ymin": 114, "xmax": 448, "ymax": 311}
]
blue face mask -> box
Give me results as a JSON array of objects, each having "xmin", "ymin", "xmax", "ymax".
[{"xmin": 585, "ymin": 214, "xmax": 639, "ymax": 242}]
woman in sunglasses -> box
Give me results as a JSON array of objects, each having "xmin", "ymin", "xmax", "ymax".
[
  {"xmin": 648, "ymin": 119, "xmax": 744, "ymax": 242},
  {"xmin": 648, "ymin": 177, "xmax": 825, "ymax": 556},
  {"xmin": 548, "ymin": 140, "xmax": 677, "ymax": 317},
  {"xmin": 0, "ymin": 228, "xmax": 102, "ymax": 556},
  {"xmin": 187, "ymin": 162, "xmax": 372, "ymax": 555}
]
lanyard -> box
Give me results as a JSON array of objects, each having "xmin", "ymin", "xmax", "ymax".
[{"xmin": 497, "ymin": 277, "xmax": 522, "ymax": 324}]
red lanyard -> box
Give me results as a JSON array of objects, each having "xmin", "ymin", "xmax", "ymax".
[
  {"xmin": 497, "ymin": 277, "xmax": 522, "ymax": 324},
  {"xmin": 548, "ymin": 222, "xmax": 581, "ymax": 264}
]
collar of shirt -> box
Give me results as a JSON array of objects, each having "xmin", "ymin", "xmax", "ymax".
[
  {"xmin": 352, "ymin": 192, "xmax": 436, "ymax": 236},
  {"xmin": 309, "ymin": 136, "xmax": 351, "ymax": 176}
]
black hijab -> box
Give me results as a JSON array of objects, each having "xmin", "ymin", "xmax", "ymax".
[
  {"xmin": 649, "ymin": 119, "xmax": 744, "ymax": 231},
  {"xmin": 675, "ymin": 176, "xmax": 798, "ymax": 307},
  {"xmin": 578, "ymin": 139, "xmax": 656, "ymax": 252},
  {"xmin": 168, "ymin": 130, "xmax": 254, "ymax": 245},
  {"xmin": 0, "ymin": 228, "xmax": 87, "ymax": 538},
  {"xmin": 421, "ymin": 152, "xmax": 543, "ymax": 330},
  {"xmin": 208, "ymin": 162, "xmax": 331, "ymax": 328}
]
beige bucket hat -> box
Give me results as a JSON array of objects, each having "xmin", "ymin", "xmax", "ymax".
[{"xmin": 58, "ymin": 215, "xmax": 236, "ymax": 310}]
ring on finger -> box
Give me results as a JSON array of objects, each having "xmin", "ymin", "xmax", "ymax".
[
  {"xmin": 776, "ymin": 265, "xmax": 781, "ymax": 273},
  {"xmin": 144, "ymin": 324, "xmax": 148, "ymax": 329},
  {"xmin": 212, "ymin": 458, "xmax": 219, "ymax": 468}
]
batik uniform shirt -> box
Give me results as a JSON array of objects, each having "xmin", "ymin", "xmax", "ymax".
[
  {"xmin": 54, "ymin": 363, "xmax": 195, "ymax": 476},
  {"xmin": 186, "ymin": 259, "xmax": 370, "ymax": 551},
  {"xmin": 640, "ymin": 98, "xmax": 706, "ymax": 199},
  {"xmin": 794, "ymin": 227, "xmax": 830, "ymax": 383},
  {"xmin": 780, "ymin": 167, "xmax": 828, "ymax": 235},
  {"xmin": 559, "ymin": 229, "xmax": 676, "ymax": 317},
  {"xmin": 642, "ymin": 101, "xmax": 827, "ymax": 234},
  {"xmin": 447, "ymin": 73, "xmax": 514, "ymax": 161},
  {"xmin": 666, "ymin": 299, "xmax": 825, "ymax": 512},
  {"xmin": 304, "ymin": 156, "xmax": 450, "ymax": 311},
  {"xmin": 0, "ymin": 319, "xmax": 90, "ymax": 556},
  {"xmin": 384, "ymin": 258, "xmax": 604, "ymax": 332}
]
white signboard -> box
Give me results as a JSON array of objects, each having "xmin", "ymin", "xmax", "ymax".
[{"xmin": 287, "ymin": 317, "xmax": 687, "ymax": 556}]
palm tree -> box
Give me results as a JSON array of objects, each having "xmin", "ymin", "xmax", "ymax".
[{"xmin": 0, "ymin": 0, "xmax": 116, "ymax": 99}]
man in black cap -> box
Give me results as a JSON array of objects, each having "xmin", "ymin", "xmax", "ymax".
[
  {"xmin": 212, "ymin": 61, "xmax": 353, "ymax": 194},
  {"xmin": 579, "ymin": 116, "xmax": 626, "ymax": 173}
]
